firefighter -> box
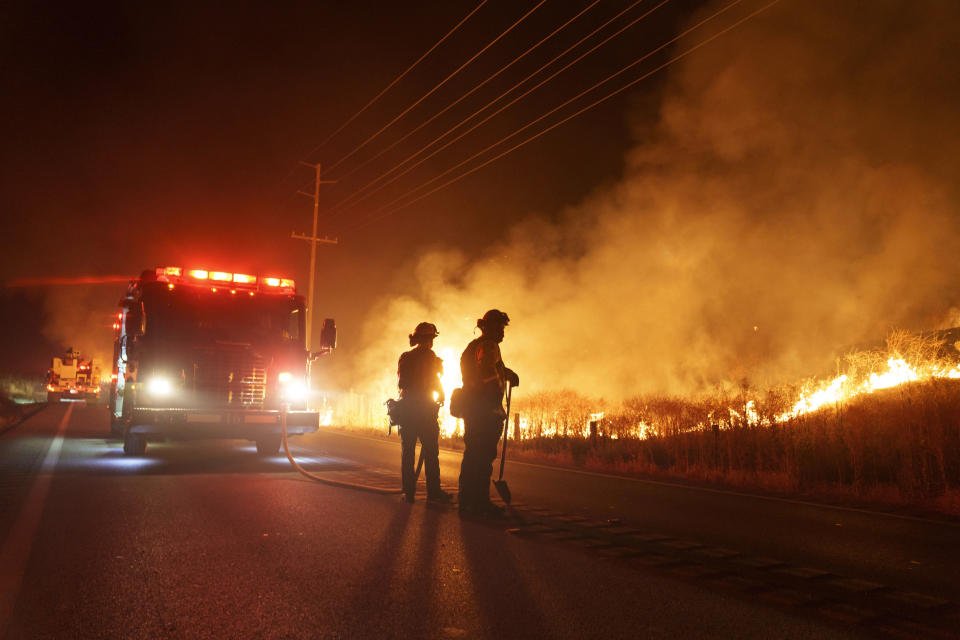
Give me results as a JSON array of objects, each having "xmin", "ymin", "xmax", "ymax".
[
  {"xmin": 397, "ymin": 322, "xmax": 450, "ymax": 503},
  {"xmin": 458, "ymin": 309, "xmax": 519, "ymax": 516}
]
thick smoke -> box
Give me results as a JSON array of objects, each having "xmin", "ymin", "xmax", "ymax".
[
  {"xmin": 353, "ymin": 0, "xmax": 960, "ymax": 400},
  {"xmin": 42, "ymin": 286, "xmax": 117, "ymax": 368}
]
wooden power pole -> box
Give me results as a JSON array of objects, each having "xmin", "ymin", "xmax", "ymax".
[{"xmin": 292, "ymin": 162, "xmax": 337, "ymax": 354}]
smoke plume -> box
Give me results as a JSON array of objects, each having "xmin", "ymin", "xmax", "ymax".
[
  {"xmin": 353, "ymin": 0, "xmax": 960, "ymax": 401},
  {"xmin": 42, "ymin": 286, "xmax": 118, "ymax": 368}
]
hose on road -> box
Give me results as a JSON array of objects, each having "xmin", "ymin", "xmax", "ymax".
[{"xmin": 281, "ymin": 407, "xmax": 402, "ymax": 496}]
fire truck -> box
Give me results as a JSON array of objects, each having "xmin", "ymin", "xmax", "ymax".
[
  {"xmin": 109, "ymin": 266, "xmax": 336, "ymax": 456},
  {"xmin": 47, "ymin": 349, "xmax": 102, "ymax": 402}
]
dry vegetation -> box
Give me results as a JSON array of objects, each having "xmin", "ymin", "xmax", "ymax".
[
  {"xmin": 503, "ymin": 380, "xmax": 960, "ymax": 514},
  {"xmin": 477, "ymin": 333, "xmax": 960, "ymax": 516},
  {"xmin": 0, "ymin": 375, "xmax": 47, "ymax": 404}
]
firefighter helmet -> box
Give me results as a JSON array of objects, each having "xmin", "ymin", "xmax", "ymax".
[
  {"xmin": 478, "ymin": 309, "xmax": 510, "ymax": 330},
  {"xmin": 409, "ymin": 322, "xmax": 439, "ymax": 346}
]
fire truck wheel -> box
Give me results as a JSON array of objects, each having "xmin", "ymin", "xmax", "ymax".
[
  {"xmin": 123, "ymin": 432, "xmax": 147, "ymax": 456},
  {"xmin": 255, "ymin": 436, "xmax": 281, "ymax": 456}
]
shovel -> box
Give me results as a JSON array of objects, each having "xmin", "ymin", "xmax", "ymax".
[
  {"xmin": 414, "ymin": 445, "xmax": 424, "ymax": 483},
  {"xmin": 493, "ymin": 382, "xmax": 513, "ymax": 504}
]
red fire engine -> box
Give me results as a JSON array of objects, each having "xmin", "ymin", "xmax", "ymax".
[{"xmin": 109, "ymin": 266, "xmax": 336, "ymax": 456}]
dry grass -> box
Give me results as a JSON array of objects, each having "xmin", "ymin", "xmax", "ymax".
[
  {"xmin": 0, "ymin": 375, "xmax": 47, "ymax": 404},
  {"xmin": 490, "ymin": 332, "xmax": 960, "ymax": 517},
  {"xmin": 497, "ymin": 378, "xmax": 960, "ymax": 517}
]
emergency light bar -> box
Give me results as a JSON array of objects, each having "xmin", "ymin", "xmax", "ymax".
[{"xmin": 153, "ymin": 267, "xmax": 296, "ymax": 293}]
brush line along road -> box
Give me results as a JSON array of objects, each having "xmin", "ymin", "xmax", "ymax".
[{"xmin": 0, "ymin": 403, "xmax": 952, "ymax": 638}]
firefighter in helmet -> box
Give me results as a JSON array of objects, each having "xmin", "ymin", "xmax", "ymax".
[
  {"xmin": 397, "ymin": 322, "xmax": 451, "ymax": 503},
  {"xmin": 458, "ymin": 309, "xmax": 519, "ymax": 516}
]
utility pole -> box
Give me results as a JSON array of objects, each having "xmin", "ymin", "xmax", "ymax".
[{"xmin": 292, "ymin": 161, "xmax": 337, "ymax": 353}]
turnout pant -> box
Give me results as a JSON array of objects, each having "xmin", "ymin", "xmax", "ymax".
[
  {"xmin": 399, "ymin": 418, "xmax": 441, "ymax": 498},
  {"xmin": 458, "ymin": 411, "xmax": 504, "ymax": 508}
]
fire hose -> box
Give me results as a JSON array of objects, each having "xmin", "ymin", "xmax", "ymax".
[{"xmin": 281, "ymin": 405, "xmax": 402, "ymax": 495}]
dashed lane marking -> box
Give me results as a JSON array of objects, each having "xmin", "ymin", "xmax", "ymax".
[{"xmin": 0, "ymin": 403, "xmax": 73, "ymax": 634}]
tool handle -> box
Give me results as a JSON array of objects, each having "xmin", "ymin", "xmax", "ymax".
[
  {"xmin": 415, "ymin": 445, "xmax": 425, "ymax": 480},
  {"xmin": 498, "ymin": 382, "xmax": 512, "ymax": 481}
]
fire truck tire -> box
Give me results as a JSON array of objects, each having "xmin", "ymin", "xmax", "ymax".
[
  {"xmin": 256, "ymin": 436, "xmax": 281, "ymax": 456},
  {"xmin": 109, "ymin": 415, "xmax": 123, "ymax": 437},
  {"xmin": 123, "ymin": 432, "xmax": 147, "ymax": 456}
]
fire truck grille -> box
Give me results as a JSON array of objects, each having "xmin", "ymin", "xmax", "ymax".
[{"xmin": 195, "ymin": 351, "xmax": 267, "ymax": 408}]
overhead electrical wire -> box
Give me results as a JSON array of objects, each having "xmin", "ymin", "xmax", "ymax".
[
  {"xmin": 279, "ymin": 1, "xmax": 486, "ymax": 192},
  {"xmin": 350, "ymin": 0, "xmax": 742, "ymax": 224},
  {"xmin": 323, "ymin": 0, "xmax": 549, "ymax": 175},
  {"xmin": 328, "ymin": 0, "xmax": 666, "ymax": 216},
  {"xmin": 347, "ymin": 0, "xmax": 781, "ymax": 233},
  {"xmin": 308, "ymin": 1, "xmax": 487, "ymax": 156},
  {"xmin": 329, "ymin": 0, "xmax": 603, "ymax": 189}
]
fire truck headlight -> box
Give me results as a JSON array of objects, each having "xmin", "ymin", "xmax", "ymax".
[
  {"xmin": 147, "ymin": 377, "xmax": 173, "ymax": 396},
  {"xmin": 284, "ymin": 381, "xmax": 307, "ymax": 401},
  {"xmin": 278, "ymin": 372, "xmax": 306, "ymax": 401}
]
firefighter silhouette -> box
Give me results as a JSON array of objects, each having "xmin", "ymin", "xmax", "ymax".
[
  {"xmin": 458, "ymin": 309, "xmax": 519, "ymax": 516},
  {"xmin": 396, "ymin": 322, "xmax": 451, "ymax": 503}
]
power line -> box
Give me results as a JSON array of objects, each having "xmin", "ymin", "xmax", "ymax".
[
  {"xmin": 277, "ymin": 1, "xmax": 487, "ymax": 192},
  {"xmin": 309, "ymin": 0, "xmax": 487, "ymax": 156},
  {"xmin": 328, "ymin": 0, "xmax": 665, "ymax": 217},
  {"xmin": 328, "ymin": 0, "xmax": 603, "ymax": 189},
  {"xmin": 351, "ymin": 0, "xmax": 740, "ymax": 224},
  {"xmin": 347, "ymin": 0, "xmax": 781, "ymax": 233},
  {"xmin": 324, "ymin": 0, "xmax": 549, "ymax": 175}
]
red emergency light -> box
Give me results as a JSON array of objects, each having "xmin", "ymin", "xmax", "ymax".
[{"xmin": 153, "ymin": 267, "xmax": 295, "ymax": 293}]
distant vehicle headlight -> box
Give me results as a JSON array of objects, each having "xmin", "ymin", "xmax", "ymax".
[{"xmin": 147, "ymin": 377, "xmax": 173, "ymax": 396}]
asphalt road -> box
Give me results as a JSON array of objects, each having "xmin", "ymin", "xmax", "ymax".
[
  {"xmin": 309, "ymin": 428, "xmax": 960, "ymax": 602},
  {"xmin": 0, "ymin": 403, "xmax": 944, "ymax": 639}
]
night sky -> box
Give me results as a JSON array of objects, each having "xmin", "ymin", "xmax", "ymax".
[{"xmin": 0, "ymin": 0, "xmax": 703, "ymax": 376}]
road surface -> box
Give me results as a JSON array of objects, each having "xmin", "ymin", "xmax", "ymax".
[
  {"xmin": 0, "ymin": 403, "xmax": 954, "ymax": 638},
  {"xmin": 311, "ymin": 427, "xmax": 960, "ymax": 602}
]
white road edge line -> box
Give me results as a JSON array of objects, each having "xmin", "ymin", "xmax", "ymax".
[
  {"xmin": 320, "ymin": 428, "xmax": 960, "ymax": 528},
  {"xmin": 0, "ymin": 403, "xmax": 73, "ymax": 633}
]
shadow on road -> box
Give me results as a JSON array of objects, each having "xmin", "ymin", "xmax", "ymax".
[
  {"xmin": 346, "ymin": 505, "xmax": 415, "ymax": 634},
  {"xmin": 459, "ymin": 516, "xmax": 552, "ymax": 637}
]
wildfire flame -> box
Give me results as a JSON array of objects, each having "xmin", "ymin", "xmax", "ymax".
[
  {"xmin": 777, "ymin": 357, "xmax": 960, "ymax": 422},
  {"xmin": 437, "ymin": 346, "xmax": 462, "ymax": 438}
]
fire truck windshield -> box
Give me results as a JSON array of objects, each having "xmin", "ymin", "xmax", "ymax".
[{"xmin": 145, "ymin": 288, "xmax": 304, "ymax": 346}]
